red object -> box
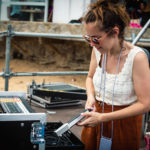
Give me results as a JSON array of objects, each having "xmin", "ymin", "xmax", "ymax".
[
  {"xmin": 129, "ymin": 23, "xmax": 142, "ymax": 28},
  {"xmin": 145, "ymin": 135, "xmax": 150, "ymax": 150}
]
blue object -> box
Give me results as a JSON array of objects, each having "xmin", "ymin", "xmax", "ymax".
[
  {"xmin": 31, "ymin": 122, "xmax": 45, "ymax": 144},
  {"xmin": 99, "ymin": 136, "xmax": 112, "ymax": 150},
  {"xmin": 10, "ymin": 5, "xmax": 21, "ymax": 16}
]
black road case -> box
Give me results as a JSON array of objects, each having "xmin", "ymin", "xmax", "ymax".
[
  {"xmin": 0, "ymin": 114, "xmax": 84, "ymax": 150},
  {"xmin": 28, "ymin": 81, "xmax": 87, "ymax": 108}
]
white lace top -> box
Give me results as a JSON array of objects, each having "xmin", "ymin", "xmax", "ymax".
[{"xmin": 93, "ymin": 46, "xmax": 144, "ymax": 106}]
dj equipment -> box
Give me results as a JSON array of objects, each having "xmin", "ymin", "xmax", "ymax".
[
  {"xmin": 0, "ymin": 97, "xmax": 30, "ymax": 113},
  {"xmin": 28, "ymin": 81, "xmax": 87, "ymax": 108},
  {"xmin": 0, "ymin": 91, "xmax": 84, "ymax": 150},
  {"xmin": 0, "ymin": 91, "xmax": 34, "ymax": 113},
  {"xmin": 0, "ymin": 113, "xmax": 84, "ymax": 150},
  {"xmin": 0, "ymin": 113, "xmax": 46, "ymax": 150}
]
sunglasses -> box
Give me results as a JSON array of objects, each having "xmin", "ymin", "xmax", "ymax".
[
  {"xmin": 83, "ymin": 30, "xmax": 111, "ymax": 45},
  {"xmin": 83, "ymin": 35, "xmax": 101, "ymax": 44}
]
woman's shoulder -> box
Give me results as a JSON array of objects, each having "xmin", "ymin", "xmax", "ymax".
[
  {"xmin": 124, "ymin": 41, "xmax": 143, "ymax": 52},
  {"xmin": 132, "ymin": 45, "xmax": 147, "ymax": 58},
  {"xmin": 125, "ymin": 41, "xmax": 145, "ymax": 56},
  {"xmin": 133, "ymin": 48, "xmax": 148, "ymax": 63},
  {"xmin": 123, "ymin": 41, "xmax": 147, "ymax": 68},
  {"xmin": 130, "ymin": 45, "xmax": 149, "ymax": 66}
]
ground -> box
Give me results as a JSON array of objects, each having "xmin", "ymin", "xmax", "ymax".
[{"xmin": 0, "ymin": 58, "xmax": 87, "ymax": 91}]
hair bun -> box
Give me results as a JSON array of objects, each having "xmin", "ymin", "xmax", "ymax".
[
  {"xmin": 91, "ymin": 0, "xmax": 117, "ymax": 10},
  {"xmin": 90, "ymin": 0, "xmax": 108, "ymax": 9},
  {"xmin": 96, "ymin": 0, "xmax": 109, "ymax": 7}
]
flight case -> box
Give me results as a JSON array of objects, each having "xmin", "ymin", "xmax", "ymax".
[
  {"xmin": 0, "ymin": 115, "xmax": 84, "ymax": 150},
  {"xmin": 28, "ymin": 81, "xmax": 87, "ymax": 108}
]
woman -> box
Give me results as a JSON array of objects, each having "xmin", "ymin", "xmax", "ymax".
[{"xmin": 78, "ymin": 0, "xmax": 150, "ymax": 150}]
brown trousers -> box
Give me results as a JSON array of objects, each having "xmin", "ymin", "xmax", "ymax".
[{"xmin": 81, "ymin": 101, "xmax": 143, "ymax": 150}]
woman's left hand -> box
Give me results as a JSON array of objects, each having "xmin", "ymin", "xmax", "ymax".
[{"xmin": 78, "ymin": 112, "xmax": 102, "ymax": 127}]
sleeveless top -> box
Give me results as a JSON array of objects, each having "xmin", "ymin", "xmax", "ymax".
[{"xmin": 93, "ymin": 46, "xmax": 144, "ymax": 106}]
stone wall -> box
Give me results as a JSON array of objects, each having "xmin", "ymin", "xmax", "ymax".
[
  {"xmin": 0, "ymin": 21, "xmax": 91, "ymax": 70},
  {"xmin": 1, "ymin": 21, "xmax": 150, "ymax": 39},
  {"xmin": 0, "ymin": 21, "xmax": 85, "ymax": 34},
  {"xmin": 0, "ymin": 21, "xmax": 150, "ymax": 70}
]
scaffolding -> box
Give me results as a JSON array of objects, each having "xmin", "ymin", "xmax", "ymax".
[{"xmin": 0, "ymin": 19, "xmax": 150, "ymax": 91}]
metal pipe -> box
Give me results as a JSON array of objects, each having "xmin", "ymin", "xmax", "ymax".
[
  {"xmin": 1, "ymin": 30, "xmax": 150, "ymax": 42},
  {"xmin": 0, "ymin": 32, "xmax": 8, "ymax": 37},
  {"xmin": 132, "ymin": 19, "xmax": 150, "ymax": 45},
  {"xmin": 14, "ymin": 32, "xmax": 83, "ymax": 39},
  {"xmin": 0, "ymin": 0, "xmax": 1, "ymax": 20},
  {"xmin": 0, "ymin": 72, "xmax": 3, "ymax": 76},
  {"xmin": 0, "ymin": 71, "xmax": 88, "ymax": 77},
  {"xmin": 12, "ymin": 71, "xmax": 88, "ymax": 76},
  {"xmin": 4, "ymin": 25, "xmax": 12, "ymax": 91},
  {"xmin": 125, "ymin": 38, "xmax": 150, "ymax": 43},
  {"xmin": 13, "ymin": 31, "xmax": 150, "ymax": 43},
  {"xmin": 131, "ymin": 33, "xmax": 136, "ymax": 42},
  {"xmin": 44, "ymin": 0, "xmax": 49, "ymax": 22}
]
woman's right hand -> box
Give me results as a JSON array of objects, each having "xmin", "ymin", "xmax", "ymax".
[{"xmin": 85, "ymin": 95, "xmax": 96, "ymax": 112}]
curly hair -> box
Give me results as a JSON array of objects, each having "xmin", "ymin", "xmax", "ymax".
[{"xmin": 83, "ymin": 0, "xmax": 130, "ymax": 42}]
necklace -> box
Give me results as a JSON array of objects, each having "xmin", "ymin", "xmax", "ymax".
[{"xmin": 99, "ymin": 48, "xmax": 123, "ymax": 150}]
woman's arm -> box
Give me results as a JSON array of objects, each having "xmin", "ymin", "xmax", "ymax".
[
  {"xmin": 79, "ymin": 51, "xmax": 150, "ymax": 126},
  {"xmin": 85, "ymin": 48, "xmax": 97, "ymax": 110}
]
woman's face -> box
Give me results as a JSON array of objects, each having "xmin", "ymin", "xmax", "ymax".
[{"xmin": 84, "ymin": 22, "xmax": 115, "ymax": 54}]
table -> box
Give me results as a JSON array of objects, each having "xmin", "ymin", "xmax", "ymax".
[{"xmin": 20, "ymin": 8, "xmax": 43, "ymax": 21}]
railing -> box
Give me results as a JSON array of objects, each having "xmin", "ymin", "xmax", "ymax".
[
  {"xmin": 0, "ymin": 0, "xmax": 1, "ymax": 20},
  {"xmin": 0, "ymin": 19, "xmax": 150, "ymax": 91}
]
